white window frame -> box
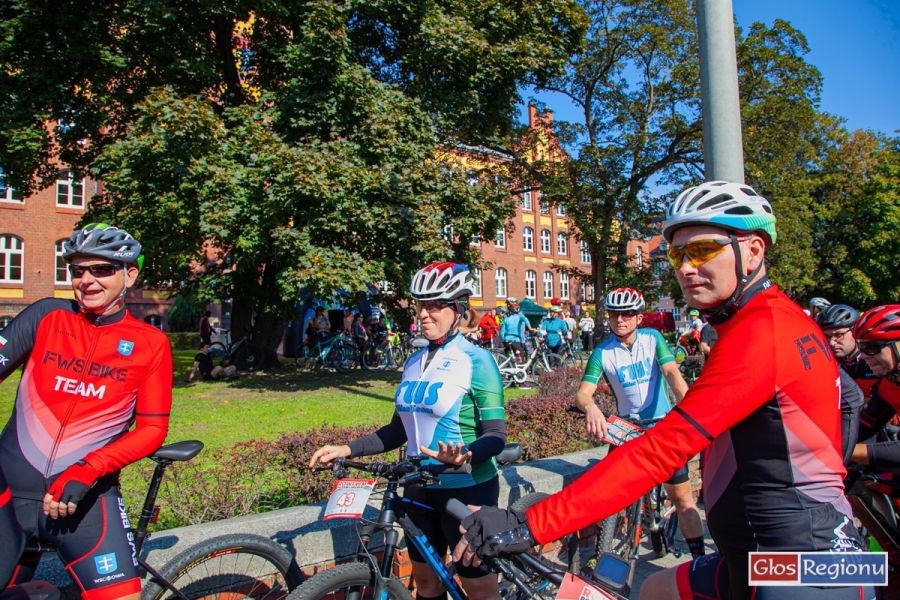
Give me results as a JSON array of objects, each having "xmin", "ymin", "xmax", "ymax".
[
  {"xmin": 543, "ymin": 271, "xmax": 553, "ymax": 299},
  {"xmin": 442, "ymin": 224, "xmax": 454, "ymax": 242},
  {"xmin": 525, "ymin": 270, "xmax": 536, "ymax": 299},
  {"xmin": 0, "ymin": 170, "xmax": 23, "ymax": 204},
  {"xmin": 56, "ymin": 171, "xmax": 85, "ymax": 208},
  {"xmin": 672, "ymin": 307, "xmax": 681, "ymax": 322},
  {"xmin": 494, "ymin": 229, "xmax": 506, "ymax": 248},
  {"xmin": 523, "ymin": 227, "xmax": 534, "ymax": 252},
  {"xmin": 0, "ymin": 235, "xmax": 24, "ymax": 283},
  {"xmin": 557, "ymin": 232, "xmax": 568, "ymax": 255},
  {"xmin": 540, "ymin": 230, "xmax": 551, "ymax": 254},
  {"xmin": 470, "ymin": 233, "xmax": 481, "ymax": 246},
  {"xmin": 580, "ymin": 241, "xmax": 591, "ymax": 263},
  {"xmin": 471, "ymin": 268, "xmax": 482, "ymax": 297},
  {"xmin": 636, "ymin": 246, "xmax": 643, "ymax": 269},
  {"xmin": 556, "ymin": 203, "xmax": 565, "ymax": 216},
  {"xmin": 522, "ymin": 190, "xmax": 533, "ymax": 211},
  {"xmin": 495, "ymin": 268, "xmax": 507, "ymax": 298},
  {"xmin": 55, "ymin": 240, "xmax": 71, "ymax": 285},
  {"xmin": 539, "ymin": 199, "xmax": 550, "ymax": 214},
  {"xmin": 560, "ymin": 273, "xmax": 570, "ymax": 300}
]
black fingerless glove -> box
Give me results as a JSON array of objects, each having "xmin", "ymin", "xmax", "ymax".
[{"xmin": 461, "ymin": 507, "xmax": 536, "ymax": 559}]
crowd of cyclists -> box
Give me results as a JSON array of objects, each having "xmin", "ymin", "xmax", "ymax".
[{"xmin": 2, "ymin": 177, "xmax": 900, "ymax": 600}]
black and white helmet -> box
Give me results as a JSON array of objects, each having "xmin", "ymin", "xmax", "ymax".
[
  {"xmin": 816, "ymin": 304, "xmax": 859, "ymax": 330},
  {"xmin": 409, "ymin": 262, "xmax": 475, "ymax": 302},
  {"xmin": 63, "ymin": 223, "xmax": 143, "ymax": 268},
  {"xmin": 661, "ymin": 181, "xmax": 777, "ymax": 245},
  {"xmin": 605, "ymin": 288, "xmax": 645, "ymax": 312}
]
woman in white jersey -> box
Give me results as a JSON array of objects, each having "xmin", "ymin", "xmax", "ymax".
[{"xmin": 310, "ymin": 262, "xmax": 506, "ymax": 600}]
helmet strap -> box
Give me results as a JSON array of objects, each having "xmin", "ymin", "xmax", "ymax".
[
  {"xmin": 706, "ymin": 235, "xmax": 765, "ymax": 324},
  {"xmin": 888, "ymin": 342, "xmax": 900, "ymax": 384}
]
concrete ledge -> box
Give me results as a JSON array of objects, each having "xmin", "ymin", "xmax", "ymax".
[{"xmin": 36, "ymin": 447, "xmax": 608, "ymax": 587}]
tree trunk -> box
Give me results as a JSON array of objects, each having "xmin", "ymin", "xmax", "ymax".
[{"xmin": 230, "ymin": 301, "xmax": 288, "ymax": 369}]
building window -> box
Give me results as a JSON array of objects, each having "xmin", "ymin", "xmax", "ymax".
[
  {"xmin": 580, "ymin": 241, "xmax": 591, "ymax": 263},
  {"xmin": 0, "ymin": 235, "xmax": 24, "ymax": 283},
  {"xmin": 672, "ymin": 307, "xmax": 681, "ymax": 322},
  {"xmin": 523, "ymin": 227, "xmax": 534, "ymax": 252},
  {"xmin": 586, "ymin": 284, "xmax": 595, "ymax": 302},
  {"xmin": 442, "ymin": 224, "xmax": 454, "ymax": 242},
  {"xmin": 494, "ymin": 229, "xmax": 506, "ymax": 248},
  {"xmin": 560, "ymin": 273, "xmax": 570, "ymax": 300},
  {"xmin": 525, "ymin": 270, "xmax": 536, "ymax": 299},
  {"xmin": 472, "ymin": 268, "xmax": 482, "ymax": 297},
  {"xmin": 539, "ymin": 198, "xmax": 550, "ymax": 214},
  {"xmin": 540, "ymin": 230, "xmax": 551, "ymax": 254},
  {"xmin": 470, "ymin": 233, "xmax": 481, "ymax": 246},
  {"xmin": 557, "ymin": 232, "xmax": 568, "ymax": 255},
  {"xmin": 144, "ymin": 315, "xmax": 164, "ymax": 331},
  {"xmin": 636, "ymin": 246, "xmax": 643, "ymax": 269},
  {"xmin": 55, "ymin": 240, "xmax": 71, "ymax": 284},
  {"xmin": 495, "ymin": 268, "xmax": 507, "ymax": 298},
  {"xmin": 466, "ymin": 170, "xmax": 478, "ymax": 186},
  {"xmin": 0, "ymin": 170, "xmax": 23, "ymax": 204},
  {"xmin": 543, "ymin": 271, "xmax": 553, "ymax": 299},
  {"xmin": 56, "ymin": 171, "xmax": 85, "ymax": 208},
  {"xmin": 556, "ymin": 203, "xmax": 565, "ymax": 216},
  {"xmin": 0, "ymin": 315, "xmax": 12, "ymax": 329},
  {"xmin": 522, "ymin": 189, "xmax": 533, "ymax": 211}
]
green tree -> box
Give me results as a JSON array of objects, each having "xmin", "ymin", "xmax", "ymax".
[
  {"xmin": 166, "ymin": 296, "xmax": 204, "ymax": 333},
  {"xmin": 0, "ymin": 0, "xmax": 586, "ymax": 361},
  {"xmin": 812, "ymin": 130, "xmax": 900, "ymax": 305}
]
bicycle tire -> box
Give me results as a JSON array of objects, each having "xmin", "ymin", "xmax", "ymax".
[
  {"xmin": 330, "ymin": 343, "xmax": 359, "ymax": 374},
  {"xmin": 141, "ymin": 533, "xmax": 303, "ymax": 600},
  {"xmin": 287, "ymin": 562, "xmax": 413, "ymax": 600},
  {"xmin": 232, "ymin": 344, "xmax": 251, "ymax": 371},
  {"xmin": 362, "ymin": 345, "xmax": 388, "ymax": 372},
  {"xmin": 530, "ymin": 352, "xmax": 564, "ymax": 382},
  {"xmin": 209, "ymin": 342, "xmax": 227, "ymax": 363}
]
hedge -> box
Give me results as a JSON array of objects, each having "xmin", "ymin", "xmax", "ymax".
[{"xmin": 167, "ymin": 332, "xmax": 201, "ymax": 350}]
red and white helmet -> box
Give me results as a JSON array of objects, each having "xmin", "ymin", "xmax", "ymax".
[
  {"xmin": 853, "ymin": 305, "xmax": 900, "ymax": 342},
  {"xmin": 409, "ymin": 262, "xmax": 475, "ymax": 302},
  {"xmin": 605, "ymin": 288, "xmax": 645, "ymax": 312}
]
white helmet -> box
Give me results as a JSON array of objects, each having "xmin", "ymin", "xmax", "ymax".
[
  {"xmin": 809, "ymin": 297, "xmax": 831, "ymax": 309},
  {"xmin": 661, "ymin": 181, "xmax": 777, "ymax": 245},
  {"xmin": 605, "ymin": 288, "xmax": 645, "ymax": 312},
  {"xmin": 409, "ymin": 262, "xmax": 475, "ymax": 302}
]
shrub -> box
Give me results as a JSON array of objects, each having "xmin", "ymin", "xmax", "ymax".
[
  {"xmin": 167, "ymin": 332, "xmax": 201, "ymax": 350},
  {"xmin": 535, "ymin": 367, "xmax": 617, "ymax": 415},
  {"xmin": 167, "ymin": 296, "xmax": 203, "ymax": 332},
  {"xmin": 506, "ymin": 394, "xmax": 596, "ymax": 461}
]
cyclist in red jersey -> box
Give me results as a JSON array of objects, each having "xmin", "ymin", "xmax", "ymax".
[
  {"xmin": 453, "ymin": 181, "xmax": 870, "ymax": 600},
  {"xmin": 0, "ymin": 224, "xmax": 172, "ymax": 600}
]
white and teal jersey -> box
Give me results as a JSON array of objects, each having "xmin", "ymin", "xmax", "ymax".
[
  {"xmin": 582, "ymin": 328, "xmax": 675, "ymax": 421},
  {"xmin": 397, "ymin": 335, "xmax": 505, "ymax": 488}
]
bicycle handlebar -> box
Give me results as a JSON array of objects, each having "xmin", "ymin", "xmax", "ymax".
[{"xmin": 317, "ymin": 457, "xmax": 472, "ymax": 483}]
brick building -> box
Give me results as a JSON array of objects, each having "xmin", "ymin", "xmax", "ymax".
[{"xmin": 0, "ymin": 170, "xmax": 173, "ymax": 329}]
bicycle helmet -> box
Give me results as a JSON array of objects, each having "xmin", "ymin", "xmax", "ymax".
[
  {"xmin": 63, "ymin": 223, "xmax": 143, "ymax": 269},
  {"xmin": 809, "ymin": 297, "xmax": 831, "ymax": 309},
  {"xmin": 661, "ymin": 181, "xmax": 777, "ymax": 245},
  {"xmin": 409, "ymin": 262, "xmax": 475, "ymax": 302},
  {"xmin": 816, "ymin": 304, "xmax": 859, "ymax": 330},
  {"xmin": 604, "ymin": 288, "xmax": 645, "ymax": 312},
  {"xmin": 688, "ymin": 309, "xmax": 700, "ymax": 318},
  {"xmin": 853, "ymin": 305, "xmax": 900, "ymax": 342}
]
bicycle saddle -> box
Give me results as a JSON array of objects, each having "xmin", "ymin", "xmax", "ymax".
[{"xmin": 152, "ymin": 440, "xmax": 204, "ymax": 461}]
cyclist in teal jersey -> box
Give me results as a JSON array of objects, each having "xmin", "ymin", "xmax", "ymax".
[
  {"xmin": 310, "ymin": 262, "xmax": 505, "ymax": 600},
  {"xmin": 539, "ymin": 306, "xmax": 568, "ymax": 354},
  {"xmin": 575, "ymin": 286, "xmax": 705, "ymax": 558}
]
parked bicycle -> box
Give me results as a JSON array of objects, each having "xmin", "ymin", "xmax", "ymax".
[
  {"xmin": 287, "ymin": 446, "xmax": 522, "ymax": 600},
  {"xmin": 296, "ymin": 331, "xmax": 360, "ymax": 373},
  {"xmin": 209, "ymin": 328, "xmax": 261, "ymax": 371},
  {"xmin": 2, "ymin": 440, "xmax": 303, "ymax": 600},
  {"xmin": 362, "ymin": 333, "xmax": 406, "ymax": 372},
  {"xmin": 845, "ymin": 464, "xmax": 900, "ymax": 594},
  {"xmin": 492, "ymin": 335, "xmax": 573, "ymax": 388}
]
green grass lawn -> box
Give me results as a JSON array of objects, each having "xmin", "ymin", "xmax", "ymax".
[{"xmin": 0, "ymin": 350, "xmax": 536, "ymax": 451}]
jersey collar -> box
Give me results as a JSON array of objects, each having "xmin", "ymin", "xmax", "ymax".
[{"xmin": 706, "ymin": 276, "xmax": 774, "ymax": 326}]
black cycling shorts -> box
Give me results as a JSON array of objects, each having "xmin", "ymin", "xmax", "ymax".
[
  {"xmin": 12, "ymin": 481, "xmax": 141, "ymax": 600},
  {"xmin": 403, "ymin": 477, "xmax": 500, "ymax": 580},
  {"xmin": 607, "ymin": 443, "xmax": 689, "ymax": 485},
  {"xmin": 676, "ymin": 552, "xmax": 874, "ymax": 600}
]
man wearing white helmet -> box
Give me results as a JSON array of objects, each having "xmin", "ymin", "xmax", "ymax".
[
  {"xmin": 809, "ymin": 297, "xmax": 831, "ymax": 321},
  {"xmin": 0, "ymin": 223, "xmax": 172, "ymax": 600},
  {"xmin": 453, "ymin": 183, "xmax": 869, "ymax": 600}
]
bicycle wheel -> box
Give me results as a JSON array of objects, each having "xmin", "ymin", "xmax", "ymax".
[
  {"xmin": 233, "ymin": 344, "xmax": 259, "ymax": 371},
  {"xmin": 530, "ymin": 352, "xmax": 564, "ymax": 382},
  {"xmin": 209, "ymin": 342, "xmax": 227, "ymax": 363},
  {"xmin": 329, "ymin": 343, "xmax": 359, "ymax": 374},
  {"xmin": 362, "ymin": 345, "xmax": 388, "ymax": 372},
  {"xmin": 142, "ymin": 533, "xmax": 304, "ymax": 600},
  {"xmin": 287, "ymin": 562, "xmax": 412, "ymax": 600}
]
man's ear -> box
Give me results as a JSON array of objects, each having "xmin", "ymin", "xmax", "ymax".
[
  {"xmin": 636, "ymin": 313, "xmax": 644, "ymax": 326},
  {"xmin": 124, "ymin": 266, "xmax": 140, "ymax": 288},
  {"xmin": 744, "ymin": 235, "xmax": 766, "ymax": 274}
]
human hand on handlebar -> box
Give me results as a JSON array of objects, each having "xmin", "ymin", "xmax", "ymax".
[
  {"xmin": 451, "ymin": 504, "xmax": 535, "ymax": 567},
  {"xmin": 308, "ymin": 444, "xmax": 352, "ymax": 469},
  {"xmin": 420, "ymin": 441, "xmax": 472, "ymax": 466}
]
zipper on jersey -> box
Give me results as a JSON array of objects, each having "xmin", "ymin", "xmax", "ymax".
[{"xmin": 44, "ymin": 317, "xmax": 102, "ymax": 478}]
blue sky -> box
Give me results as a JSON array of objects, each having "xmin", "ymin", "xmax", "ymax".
[{"xmin": 521, "ymin": 0, "xmax": 900, "ymax": 136}]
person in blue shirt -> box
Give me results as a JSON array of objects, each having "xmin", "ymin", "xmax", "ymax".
[
  {"xmin": 499, "ymin": 297, "xmax": 534, "ymax": 362},
  {"xmin": 539, "ymin": 306, "xmax": 569, "ymax": 355}
]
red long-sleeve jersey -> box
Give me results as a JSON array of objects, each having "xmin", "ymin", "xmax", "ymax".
[{"xmin": 0, "ymin": 298, "xmax": 172, "ymax": 499}]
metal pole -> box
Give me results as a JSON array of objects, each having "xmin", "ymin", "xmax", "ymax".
[{"xmin": 695, "ymin": 0, "xmax": 745, "ymax": 183}]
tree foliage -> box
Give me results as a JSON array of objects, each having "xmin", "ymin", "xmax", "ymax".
[{"xmin": 0, "ymin": 0, "xmax": 586, "ymax": 356}]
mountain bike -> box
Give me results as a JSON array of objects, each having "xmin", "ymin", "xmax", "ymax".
[
  {"xmin": 362, "ymin": 334, "xmax": 405, "ymax": 372},
  {"xmin": 210, "ymin": 328, "xmax": 261, "ymax": 371},
  {"xmin": 492, "ymin": 335, "xmax": 572, "ymax": 388},
  {"xmin": 845, "ymin": 464, "xmax": 900, "ymax": 595},
  {"xmin": 297, "ymin": 332, "xmax": 360, "ymax": 374},
  {"xmin": 287, "ymin": 446, "xmax": 522, "ymax": 600},
  {"xmin": 3, "ymin": 441, "xmax": 303, "ymax": 600}
]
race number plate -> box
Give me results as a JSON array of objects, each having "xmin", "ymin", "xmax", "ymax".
[
  {"xmin": 323, "ymin": 479, "xmax": 376, "ymax": 520},
  {"xmin": 555, "ymin": 573, "xmax": 618, "ymax": 600}
]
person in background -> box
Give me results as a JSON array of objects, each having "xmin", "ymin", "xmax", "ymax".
[
  {"xmin": 539, "ymin": 306, "xmax": 568, "ymax": 355},
  {"xmin": 187, "ymin": 342, "xmax": 237, "ymax": 382},
  {"xmin": 816, "ymin": 304, "xmax": 877, "ymax": 398},
  {"xmin": 351, "ymin": 312, "xmax": 368, "ymax": 351},
  {"xmin": 808, "ymin": 296, "xmax": 831, "ymax": 321},
  {"xmin": 578, "ymin": 309, "xmax": 595, "ymax": 352},
  {"xmin": 478, "ymin": 308, "xmax": 500, "ymax": 348},
  {"xmin": 563, "ymin": 310, "xmax": 577, "ymax": 350},
  {"xmin": 199, "ymin": 309, "xmax": 213, "ymax": 346},
  {"xmin": 459, "ymin": 305, "xmax": 481, "ymax": 342},
  {"xmin": 698, "ymin": 316, "xmax": 716, "ymax": 358}
]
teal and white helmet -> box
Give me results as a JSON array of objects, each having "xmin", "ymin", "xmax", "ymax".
[{"xmin": 662, "ymin": 181, "xmax": 777, "ymax": 245}]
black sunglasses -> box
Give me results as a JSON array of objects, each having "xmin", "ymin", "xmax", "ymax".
[
  {"xmin": 68, "ymin": 263, "xmax": 126, "ymax": 279},
  {"xmin": 609, "ymin": 310, "xmax": 640, "ymax": 319},
  {"xmin": 858, "ymin": 341, "xmax": 892, "ymax": 356}
]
